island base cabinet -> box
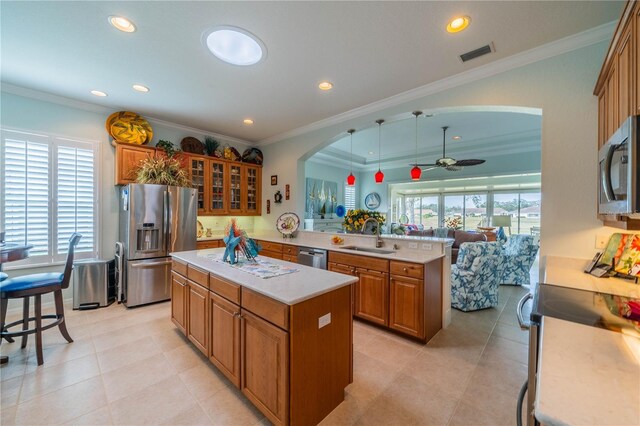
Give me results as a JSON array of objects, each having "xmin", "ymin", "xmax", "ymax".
[
  {"xmin": 209, "ymin": 293, "xmax": 241, "ymax": 387},
  {"xmin": 389, "ymin": 275, "xmax": 424, "ymax": 339},
  {"xmin": 171, "ymin": 272, "xmax": 187, "ymax": 335},
  {"xmin": 241, "ymin": 310, "xmax": 289, "ymax": 426},
  {"xmin": 355, "ymin": 269, "xmax": 389, "ymax": 326},
  {"xmin": 187, "ymin": 281, "xmax": 209, "ymax": 355}
]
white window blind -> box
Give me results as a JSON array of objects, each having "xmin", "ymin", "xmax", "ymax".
[
  {"xmin": 344, "ymin": 185, "xmax": 355, "ymax": 210},
  {"xmin": 1, "ymin": 129, "xmax": 99, "ymax": 266}
]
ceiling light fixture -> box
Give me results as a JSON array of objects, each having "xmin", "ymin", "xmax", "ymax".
[
  {"xmin": 452, "ymin": 136, "xmax": 461, "ymax": 140},
  {"xmin": 132, "ymin": 84, "xmax": 149, "ymax": 93},
  {"xmin": 205, "ymin": 26, "xmax": 265, "ymax": 66},
  {"xmin": 446, "ymin": 16, "xmax": 470, "ymax": 33},
  {"xmin": 243, "ymin": 119, "xmax": 254, "ymax": 125},
  {"xmin": 374, "ymin": 119, "xmax": 385, "ymax": 184},
  {"xmin": 90, "ymin": 90, "xmax": 107, "ymax": 97},
  {"xmin": 347, "ymin": 129, "xmax": 356, "ymax": 186},
  {"xmin": 318, "ymin": 81, "xmax": 333, "ymax": 91},
  {"xmin": 410, "ymin": 111, "xmax": 422, "ymax": 181},
  {"xmin": 108, "ymin": 16, "xmax": 136, "ymax": 33},
  {"xmin": 368, "ymin": 151, "xmax": 374, "ymax": 155}
]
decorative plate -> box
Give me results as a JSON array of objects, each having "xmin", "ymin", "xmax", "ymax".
[
  {"xmin": 364, "ymin": 192, "xmax": 381, "ymax": 210},
  {"xmin": 197, "ymin": 220, "xmax": 204, "ymax": 238},
  {"xmin": 106, "ymin": 111, "xmax": 153, "ymax": 144},
  {"xmin": 110, "ymin": 120, "xmax": 147, "ymax": 145},
  {"xmin": 180, "ymin": 137, "xmax": 205, "ymax": 154},
  {"xmin": 276, "ymin": 212, "xmax": 300, "ymax": 235},
  {"xmin": 335, "ymin": 205, "xmax": 346, "ymax": 218},
  {"xmin": 242, "ymin": 147, "xmax": 264, "ymax": 165}
]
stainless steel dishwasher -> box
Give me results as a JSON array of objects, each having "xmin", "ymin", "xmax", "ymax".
[{"xmin": 297, "ymin": 247, "xmax": 327, "ymax": 269}]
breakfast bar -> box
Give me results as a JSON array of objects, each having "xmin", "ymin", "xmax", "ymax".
[{"xmin": 170, "ymin": 248, "xmax": 357, "ymax": 426}]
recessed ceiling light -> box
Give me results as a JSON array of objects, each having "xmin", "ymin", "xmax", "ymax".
[
  {"xmin": 452, "ymin": 136, "xmax": 461, "ymax": 140},
  {"xmin": 446, "ymin": 16, "xmax": 470, "ymax": 33},
  {"xmin": 108, "ymin": 16, "xmax": 136, "ymax": 33},
  {"xmin": 132, "ymin": 84, "xmax": 149, "ymax": 93},
  {"xmin": 318, "ymin": 81, "xmax": 333, "ymax": 91},
  {"xmin": 243, "ymin": 119, "xmax": 254, "ymax": 125},
  {"xmin": 90, "ymin": 90, "xmax": 107, "ymax": 97},
  {"xmin": 205, "ymin": 26, "xmax": 265, "ymax": 66}
]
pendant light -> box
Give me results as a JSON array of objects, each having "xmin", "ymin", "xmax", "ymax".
[
  {"xmin": 346, "ymin": 129, "xmax": 356, "ymax": 186},
  {"xmin": 410, "ymin": 111, "xmax": 422, "ymax": 181},
  {"xmin": 374, "ymin": 119, "xmax": 385, "ymax": 184}
]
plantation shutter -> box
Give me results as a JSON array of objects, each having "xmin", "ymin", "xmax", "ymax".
[{"xmin": 344, "ymin": 185, "xmax": 356, "ymax": 210}]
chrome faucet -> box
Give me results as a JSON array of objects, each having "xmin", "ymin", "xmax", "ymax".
[{"xmin": 361, "ymin": 217, "xmax": 384, "ymax": 248}]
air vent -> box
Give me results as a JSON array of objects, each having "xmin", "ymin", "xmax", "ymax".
[{"xmin": 459, "ymin": 43, "xmax": 495, "ymax": 62}]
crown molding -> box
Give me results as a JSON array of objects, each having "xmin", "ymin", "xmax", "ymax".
[
  {"xmin": 1, "ymin": 82, "xmax": 252, "ymax": 147},
  {"xmin": 258, "ymin": 21, "xmax": 616, "ymax": 146}
]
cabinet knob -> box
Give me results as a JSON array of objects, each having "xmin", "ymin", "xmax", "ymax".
[{"xmin": 403, "ymin": 267, "xmax": 408, "ymax": 272}]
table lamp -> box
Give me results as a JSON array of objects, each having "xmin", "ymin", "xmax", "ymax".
[{"xmin": 492, "ymin": 215, "xmax": 512, "ymax": 241}]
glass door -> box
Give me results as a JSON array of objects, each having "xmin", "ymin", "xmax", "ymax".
[
  {"xmin": 244, "ymin": 165, "xmax": 260, "ymax": 215},
  {"xmin": 209, "ymin": 160, "xmax": 226, "ymax": 214},
  {"xmin": 229, "ymin": 164, "xmax": 242, "ymax": 213},
  {"xmin": 190, "ymin": 157, "xmax": 207, "ymax": 215}
]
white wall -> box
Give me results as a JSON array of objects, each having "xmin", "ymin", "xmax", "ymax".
[{"xmin": 256, "ymin": 41, "xmax": 610, "ymax": 260}]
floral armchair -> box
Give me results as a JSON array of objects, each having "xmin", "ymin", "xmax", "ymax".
[
  {"xmin": 501, "ymin": 235, "xmax": 539, "ymax": 286},
  {"xmin": 451, "ymin": 241, "xmax": 505, "ymax": 312}
]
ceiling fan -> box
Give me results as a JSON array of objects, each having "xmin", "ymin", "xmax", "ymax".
[{"xmin": 414, "ymin": 126, "xmax": 486, "ymax": 172}]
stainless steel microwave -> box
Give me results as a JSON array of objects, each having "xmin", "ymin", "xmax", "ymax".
[{"xmin": 598, "ymin": 116, "xmax": 640, "ymax": 215}]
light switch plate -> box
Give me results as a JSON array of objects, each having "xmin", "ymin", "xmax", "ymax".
[
  {"xmin": 422, "ymin": 243, "xmax": 432, "ymax": 250},
  {"xmin": 408, "ymin": 242, "xmax": 418, "ymax": 249},
  {"xmin": 318, "ymin": 313, "xmax": 331, "ymax": 329}
]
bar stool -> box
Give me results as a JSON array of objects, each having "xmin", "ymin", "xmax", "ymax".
[
  {"xmin": 0, "ymin": 233, "xmax": 81, "ymax": 365},
  {"xmin": 0, "ymin": 272, "xmax": 7, "ymax": 281}
]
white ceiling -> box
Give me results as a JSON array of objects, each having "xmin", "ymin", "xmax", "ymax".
[{"xmin": 0, "ymin": 1, "xmax": 622, "ymax": 143}]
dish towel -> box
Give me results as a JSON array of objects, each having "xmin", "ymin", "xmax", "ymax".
[{"xmin": 208, "ymin": 253, "xmax": 299, "ymax": 279}]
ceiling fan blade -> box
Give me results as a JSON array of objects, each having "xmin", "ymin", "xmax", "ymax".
[
  {"xmin": 421, "ymin": 167, "xmax": 437, "ymax": 172},
  {"xmin": 445, "ymin": 165, "xmax": 463, "ymax": 172},
  {"xmin": 454, "ymin": 159, "xmax": 485, "ymax": 167},
  {"xmin": 414, "ymin": 163, "xmax": 439, "ymax": 167}
]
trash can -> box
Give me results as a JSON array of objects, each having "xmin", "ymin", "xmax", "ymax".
[{"xmin": 73, "ymin": 258, "xmax": 115, "ymax": 310}]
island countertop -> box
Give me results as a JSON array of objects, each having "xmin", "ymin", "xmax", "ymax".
[{"xmin": 171, "ymin": 248, "xmax": 358, "ymax": 305}]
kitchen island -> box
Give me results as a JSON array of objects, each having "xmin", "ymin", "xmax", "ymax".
[{"xmin": 170, "ymin": 248, "xmax": 357, "ymax": 426}]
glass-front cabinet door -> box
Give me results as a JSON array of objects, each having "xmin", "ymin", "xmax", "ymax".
[
  {"xmin": 209, "ymin": 160, "xmax": 226, "ymax": 214},
  {"xmin": 228, "ymin": 164, "xmax": 243, "ymax": 214},
  {"xmin": 190, "ymin": 157, "xmax": 207, "ymax": 215},
  {"xmin": 244, "ymin": 165, "xmax": 261, "ymax": 215}
]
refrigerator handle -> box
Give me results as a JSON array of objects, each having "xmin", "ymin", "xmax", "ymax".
[{"xmin": 164, "ymin": 190, "xmax": 172, "ymax": 252}]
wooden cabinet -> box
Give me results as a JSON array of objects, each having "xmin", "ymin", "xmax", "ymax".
[
  {"xmin": 228, "ymin": 163, "xmax": 243, "ymax": 214},
  {"xmin": 171, "ymin": 271, "xmax": 188, "ymax": 335},
  {"xmin": 256, "ymin": 240, "xmax": 284, "ymax": 260},
  {"xmin": 187, "ymin": 281, "xmax": 209, "ymax": 355},
  {"xmin": 241, "ymin": 310, "xmax": 289, "ymax": 426},
  {"xmin": 244, "ymin": 164, "xmax": 261, "ymax": 215},
  {"xmin": 209, "ymin": 292, "xmax": 241, "ymax": 387},
  {"xmin": 355, "ymin": 268, "xmax": 389, "ymax": 326},
  {"xmin": 389, "ymin": 275, "xmax": 424, "ymax": 339},
  {"xmin": 636, "ymin": 4, "xmax": 640, "ymax": 113},
  {"xmin": 197, "ymin": 240, "xmax": 220, "ymax": 250},
  {"xmin": 114, "ymin": 143, "xmax": 156, "ymax": 185},
  {"xmin": 618, "ymin": 21, "xmax": 634, "ymax": 128},
  {"xmin": 328, "ymin": 262, "xmax": 356, "ymax": 317},
  {"xmin": 189, "ymin": 156, "xmax": 208, "ymax": 215},
  {"xmin": 209, "ymin": 159, "xmax": 227, "ymax": 214}
]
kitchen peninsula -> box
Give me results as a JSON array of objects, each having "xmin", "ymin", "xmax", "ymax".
[{"xmin": 170, "ymin": 248, "xmax": 357, "ymax": 426}]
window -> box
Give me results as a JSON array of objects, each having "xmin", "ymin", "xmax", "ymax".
[
  {"xmin": 492, "ymin": 191, "xmax": 541, "ymax": 234},
  {"xmin": 1, "ymin": 129, "xmax": 99, "ymax": 266},
  {"xmin": 344, "ymin": 185, "xmax": 355, "ymax": 210},
  {"xmin": 420, "ymin": 196, "xmax": 439, "ymax": 228},
  {"xmin": 463, "ymin": 194, "xmax": 487, "ymax": 230}
]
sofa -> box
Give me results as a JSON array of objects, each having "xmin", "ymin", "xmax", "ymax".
[
  {"xmin": 451, "ymin": 241, "xmax": 506, "ymax": 311},
  {"xmin": 407, "ymin": 228, "xmax": 487, "ymax": 263}
]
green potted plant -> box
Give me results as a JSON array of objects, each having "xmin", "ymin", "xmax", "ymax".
[{"xmin": 135, "ymin": 156, "xmax": 190, "ymax": 187}]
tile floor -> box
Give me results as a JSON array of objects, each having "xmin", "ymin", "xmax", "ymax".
[{"xmin": 1, "ymin": 284, "xmax": 532, "ymax": 426}]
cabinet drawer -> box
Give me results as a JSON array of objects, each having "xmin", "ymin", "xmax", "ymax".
[
  {"xmin": 210, "ymin": 274, "xmax": 241, "ymax": 305},
  {"xmin": 197, "ymin": 240, "xmax": 219, "ymax": 249},
  {"xmin": 172, "ymin": 259, "xmax": 188, "ymax": 277},
  {"xmin": 242, "ymin": 288, "xmax": 289, "ymax": 331},
  {"xmin": 390, "ymin": 261, "xmax": 424, "ymax": 279},
  {"xmin": 261, "ymin": 250, "xmax": 283, "ymax": 260},
  {"xmin": 187, "ymin": 264, "xmax": 209, "ymax": 289},
  {"xmin": 282, "ymin": 254, "xmax": 297, "ymax": 263},
  {"xmin": 328, "ymin": 251, "xmax": 389, "ymax": 273},
  {"xmin": 282, "ymin": 244, "xmax": 298, "ymax": 255},
  {"xmin": 258, "ymin": 240, "xmax": 283, "ymax": 253}
]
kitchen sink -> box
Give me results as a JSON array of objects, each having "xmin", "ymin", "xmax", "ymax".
[{"xmin": 341, "ymin": 246, "xmax": 395, "ymax": 255}]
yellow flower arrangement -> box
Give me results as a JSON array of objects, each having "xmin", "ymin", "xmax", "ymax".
[{"xmin": 343, "ymin": 209, "xmax": 385, "ymax": 233}]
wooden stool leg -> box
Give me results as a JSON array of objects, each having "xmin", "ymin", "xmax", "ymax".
[
  {"xmin": 1, "ymin": 297, "xmax": 15, "ymax": 344},
  {"xmin": 35, "ymin": 294, "xmax": 43, "ymax": 366},
  {"xmin": 21, "ymin": 297, "xmax": 30, "ymax": 348},
  {"xmin": 54, "ymin": 290, "xmax": 72, "ymax": 343}
]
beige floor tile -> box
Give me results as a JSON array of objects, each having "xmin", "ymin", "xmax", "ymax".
[
  {"xmin": 347, "ymin": 351, "xmax": 402, "ymax": 403},
  {"xmin": 471, "ymin": 352, "xmax": 528, "ymax": 393},
  {"xmin": 448, "ymin": 400, "xmax": 513, "ymax": 426},
  {"xmin": 1, "ymin": 375, "xmax": 23, "ymax": 408},
  {"xmin": 24, "ymin": 338, "xmax": 96, "ymax": 373},
  {"xmin": 158, "ymin": 402, "xmax": 212, "ymax": 425},
  {"xmin": 179, "ymin": 362, "xmax": 230, "ymax": 401},
  {"xmin": 0, "ymin": 346, "xmax": 29, "ymax": 382},
  {"xmin": 20, "ymin": 353, "xmax": 101, "ymax": 403},
  {"xmin": 482, "ymin": 335, "xmax": 528, "ymax": 365},
  {"xmin": 151, "ymin": 327, "xmax": 190, "ymax": 352},
  {"xmin": 492, "ymin": 322, "xmax": 529, "ymax": 345},
  {"xmin": 462, "ymin": 373, "xmax": 522, "ymax": 422},
  {"xmin": 91, "ymin": 323, "xmax": 158, "ymax": 353},
  {"xmin": 102, "ymin": 352, "xmax": 176, "ymax": 403},
  {"xmin": 318, "ymin": 393, "xmax": 368, "ymax": 426},
  {"xmin": 163, "ymin": 342, "xmax": 209, "ymax": 374},
  {"xmin": 96, "ymin": 336, "xmax": 161, "ymax": 373},
  {"xmin": 108, "ymin": 375, "xmax": 194, "ymax": 425},
  {"xmin": 362, "ymin": 333, "xmax": 422, "ymax": 368},
  {"xmin": 13, "ymin": 376, "xmax": 107, "ymax": 425},
  {"xmin": 199, "ymin": 385, "xmax": 264, "ymax": 426},
  {"xmin": 400, "ymin": 350, "xmax": 475, "ymax": 399},
  {"xmin": 1, "ymin": 404, "xmax": 17, "ymax": 425},
  {"xmin": 63, "ymin": 406, "xmax": 113, "ymax": 425}
]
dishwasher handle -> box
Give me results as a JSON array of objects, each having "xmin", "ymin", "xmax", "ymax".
[{"xmin": 299, "ymin": 249, "xmax": 325, "ymax": 257}]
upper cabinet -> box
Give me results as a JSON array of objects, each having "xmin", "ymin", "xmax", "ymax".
[
  {"xmin": 595, "ymin": 1, "xmax": 638, "ymax": 149},
  {"xmin": 114, "ymin": 143, "xmax": 157, "ymax": 185}
]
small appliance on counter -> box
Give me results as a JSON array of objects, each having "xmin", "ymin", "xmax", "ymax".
[{"xmin": 118, "ymin": 184, "xmax": 197, "ymax": 307}]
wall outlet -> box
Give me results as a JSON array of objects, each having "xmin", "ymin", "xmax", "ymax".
[
  {"xmin": 408, "ymin": 242, "xmax": 418, "ymax": 249},
  {"xmin": 595, "ymin": 235, "xmax": 609, "ymax": 249},
  {"xmin": 421, "ymin": 243, "xmax": 432, "ymax": 250},
  {"xmin": 318, "ymin": 313, "xmax": 331, "ymax": 329}
]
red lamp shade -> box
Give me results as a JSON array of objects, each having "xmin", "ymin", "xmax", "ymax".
[
  {"xmin": 410, "ymin": 165, "xmax": 422, "ymax": 181},
  {"xmin": 375, "ymin": 169, "xmax": 384, "ymax": 184},
  {"xmin": 346, "ymin": 173, "xmax": 356, "ymax": 186}
]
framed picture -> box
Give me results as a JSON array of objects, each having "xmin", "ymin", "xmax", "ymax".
[{"xmin": 271, "ymin": 175, "xmax": 278, "ymax": 185}]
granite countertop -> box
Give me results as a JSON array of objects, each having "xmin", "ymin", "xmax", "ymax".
[
  {"xmin": 171, "ymin": 248, "xmax": 358, "ymax": 305},
  {"xmin": 535, "ymin": 316, "xmax": 640, "ymax": 426},
  {"xmin": 543, "ymin": 255, "xmax": 640, "ymax": 299}
]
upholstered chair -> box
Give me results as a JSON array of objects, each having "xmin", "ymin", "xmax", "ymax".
[
  {"xmin": 501, "ymin": 235, "xmax": 539, "ymax": 286},
  {"xmin": 451, "ymin": 241, "xmax": 505, "ymax": 312}
]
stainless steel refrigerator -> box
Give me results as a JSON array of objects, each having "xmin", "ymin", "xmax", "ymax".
[{"xmin": 117, "ymin": 184, "xmax": 197, "ymax": 307}]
